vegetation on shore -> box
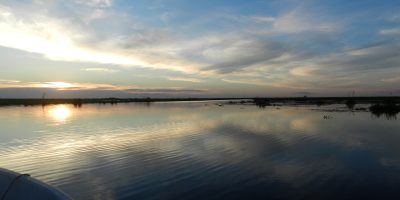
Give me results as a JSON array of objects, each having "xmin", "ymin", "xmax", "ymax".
[
  {"xmin": 252, "ymin": 97, "xmax": 400, "ymax": 107},
  {"xmin": 251, "ymin": 97, "xmax": 400, "ymax": 119},
  {"xmin": 1, "ymin": 97, "xmax": 398, "ymax": 107},
  {"xmin": 1, "ymin": 96, "xmax": 399, "ymax": 118},
  {"xmin": 0, "ymin": 98, "xmax": 246, "ymax": 107}
]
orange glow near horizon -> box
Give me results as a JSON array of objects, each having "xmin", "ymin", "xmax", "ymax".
[{"xmin": 45, "ymin": 82, "xmax": 76, "ymax": 89}]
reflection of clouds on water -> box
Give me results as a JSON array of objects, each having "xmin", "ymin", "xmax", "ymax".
[
  {"xmin": 0, "ymin": 120, "xmax": 217, "ymax": 199},
  {"xmin": 186, "ymin": 122, "xmax": 400, "ymax": 198},
  {"xmin": 0, "ymin": 104, "xmax": 400, "ymax": 199},
  {"xmin": 290, "ymin": 118, "xmax": 318, "ymax": 133}
]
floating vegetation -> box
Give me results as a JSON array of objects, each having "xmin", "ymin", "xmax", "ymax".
[
  {"xmin": 370, "ymin": 103, "xmax": 400, "ymax": 119},
  {"xmin": 226, "ymin": 100, "xmax": 253, "ymax": 105},
  {"xmin": 345, "ymin": 100, "xmax": 357, "ymax": 110},
  {"xmin": 253, "ymin": 98, "xmax": 271, "ymax": 108}
]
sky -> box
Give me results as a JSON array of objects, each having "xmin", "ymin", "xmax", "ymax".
[{"xmin": 0, "ymin": 0, "xmax": 399, "ymax": 98}]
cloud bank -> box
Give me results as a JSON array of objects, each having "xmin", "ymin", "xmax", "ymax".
[{"xmin": 0, "ymin": 0, "xmax": 399, "ymax": 97}]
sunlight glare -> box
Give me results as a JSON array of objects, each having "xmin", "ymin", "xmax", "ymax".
[
  {"xmin": 47, "ymin": 82, "xmax": 75, "ymax": 89},
  {"xmin": 49, "ymin": 105, "xmax": 72, "ymax": 122}
]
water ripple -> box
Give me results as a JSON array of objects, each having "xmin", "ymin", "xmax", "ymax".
[{"xmin": 1, "ymin": 104, "xmax": 400, "ymax": 199}]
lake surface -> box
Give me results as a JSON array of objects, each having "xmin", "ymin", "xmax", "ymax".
[{"xmin": 0, "ymin": 102, "xmax": 400, "ymax": 200}]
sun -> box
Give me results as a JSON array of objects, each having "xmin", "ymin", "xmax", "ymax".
[
  {"xmin": 47, "ymin": 82, "xmax": 76, "ymax": 89},
  {"xmin": 40, "ymin": 82, "xmax": 77, "ymax": 90},
  {"xmin": 32, "ymin": 82, "xmax": 77, "ymax": 90}
]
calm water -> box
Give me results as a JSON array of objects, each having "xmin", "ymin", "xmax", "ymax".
[{"xmin": 1, "ymin": 102, "xmax": 400, "ymax": 200}]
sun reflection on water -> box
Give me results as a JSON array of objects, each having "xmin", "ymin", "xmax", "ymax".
[{"xmin": 48, "ymin": 105, "xmax": 72, "ymax": 122}]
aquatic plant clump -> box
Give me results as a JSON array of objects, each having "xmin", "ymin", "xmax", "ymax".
[{"xmin": 369, "ymin": 103, "xmax": 400, "ymax": 118}]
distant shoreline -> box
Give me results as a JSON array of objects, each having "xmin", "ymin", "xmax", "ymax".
[
  {"xmin": 0, "ymin": 98, "xmax": 248, "ymax": 107},
  {"xmin": 0, "ymin": 97, "xmax": 399, "ymax": 107}
]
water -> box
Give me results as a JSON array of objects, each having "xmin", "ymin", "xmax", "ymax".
[{"xmin": 0, "ymin": 102, "xmax": 400, "ymax": 200}]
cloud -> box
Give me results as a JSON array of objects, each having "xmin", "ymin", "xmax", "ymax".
[
  {"xmin": 74, "ymin": 0, "xmax": 113, "ymax": 8},
  {"xmin": 334, "ymin": 43, "xmax": 400, "ymax": 71},
  {"xmin": 0, "ymin": 80, "xmax": 122, "ymax": 90},
  {"xmin": 0, "ymin": 1, "xmax": 399, "ymax": 97},
  {"xmin": 385, "ymin": 14, "xmax": 400, "ymax": 23},
  {"xmin": 270, "ymin": 11, "xmax": 337, "ymax": 34},
  {"xmin": 0, "ymin": 80, "xmax": 207, "ymax": 94},
  {"xmin": 0, "ymin": 2, "xmax": 341, "ymax": 80},
  {"xmin": 166, "ymin": 77, "xmax": 204, "ymax": 83},
  {"xmin": 0, "ymin": 6, "xmax": 143, "ymax": 66},
  {"xmin": 0, "ymin": 2, "xmax": 341, "ymax": 77},
  {"xmin": 226, "ymin": 15, "xmax": 275, "ymax": 24},
  {"xmin": 382, "ymin": 77, "xmax": 400, "ymax": 83},
  {"xmin": 221, "ymin": 79, "xmax": 269, "ymax": 86},
  {"xmin": 217, "ymin": 38, "xmax": 400, "ymax": 92},
  {"xmin": 125, "ymin": 88, "xmax": 207, "ymax": 94},
  {"xmin": 81, "ymin": 68, "xmax": 119, "ymax": 73},
  {"xmin": 0, "ymin": 4, "xmax": 204, "ymax": 74},
  {"xmin": 200, "ymin": 36, "xmax": 289, "ymax": 74},
  {"xmin": 249, "ymin": 16, "xmax": 276, "ymax": 23},
  {"xmin": 289, "ymin": 66, "xmax": 316, "ymax": 77},
  {"xmin": 0, "ymin": 79, "xmax": 20, "ymax": 83},
  {"xmin": 0, "ymin": 80, "xmax": 208, "ymax": 98},
  {"xmin": 380, "ymin": 28, "xmax": 400, "ymax": 35},
  {"xmin": 243, "ymin": 10, "xmax": 339, "ymax": 36}
]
